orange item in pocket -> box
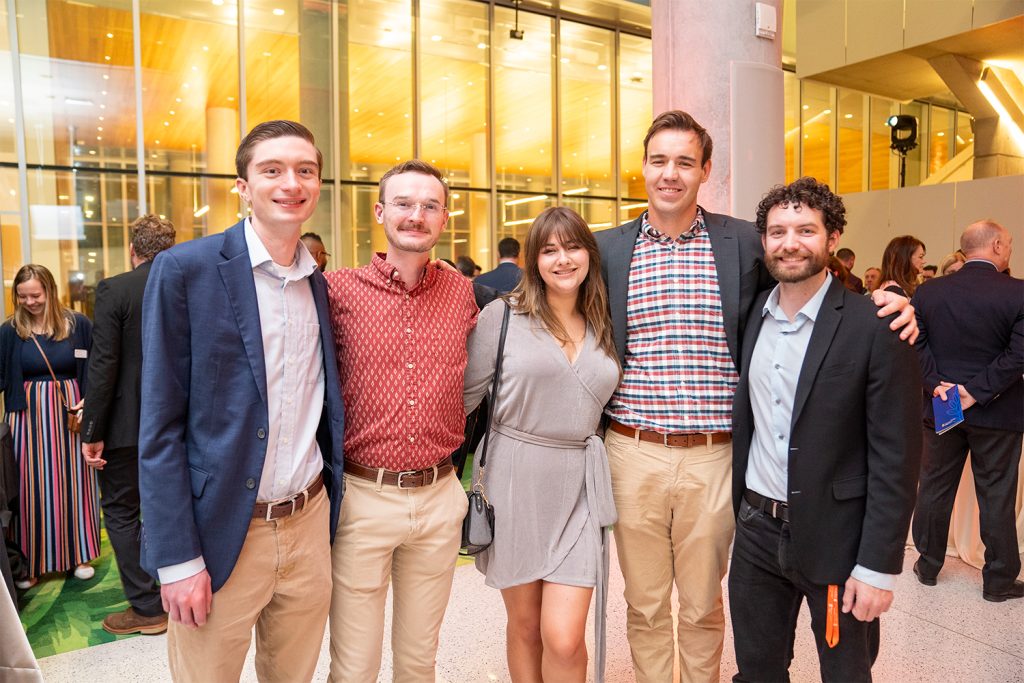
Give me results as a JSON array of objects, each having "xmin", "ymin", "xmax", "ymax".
[{"xmin": 825, "ymin": 584, "xmax": 840, "ymax": 648}]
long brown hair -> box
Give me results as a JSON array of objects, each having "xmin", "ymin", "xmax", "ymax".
[
  {"xmin": 880, "ymin": 235, "xmax": 925, "ymax": 296},
  {"xmin": 10, "ymin": 264, "xmax": 74, "ymax": 341},
  {"xmin": 511, "ymin": 206, "xmax": 617, "ymax": 364}
]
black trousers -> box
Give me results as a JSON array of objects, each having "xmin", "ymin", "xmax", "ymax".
[
  {"xmin": 729, "ymin": 499, "xmax": 879, "ymax": 683},
  {"xmin": 912, "ymin": 424, "xmax": 1022, "ymax": 591},
  {"xmin": 97, "ymin": 447, "xmax": 163, "ymax": 616}
]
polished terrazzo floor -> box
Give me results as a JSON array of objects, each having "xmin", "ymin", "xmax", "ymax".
[{"xmin": 38, "ymin": 541, "xmax": 1024, "ymax": 682}]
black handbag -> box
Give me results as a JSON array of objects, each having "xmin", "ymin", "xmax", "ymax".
[{"xmin": 461, "ymin": 299, "xmax": 511, "ymax": 556}]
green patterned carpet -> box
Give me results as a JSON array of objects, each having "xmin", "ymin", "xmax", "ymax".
[
  {"xmin": 17, "ymin": 524, "xmax": 140, "ymax": 658},
  {"xmin": 16, "ymin": 459, "xmax": 478, "ymax": 658}
]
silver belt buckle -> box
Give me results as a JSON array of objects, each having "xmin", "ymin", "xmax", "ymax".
[
  {"xmin": 397, "ymin": 470, "xmax": 418, "ymax": 489},
  {"xmin": 663, "ymin": 432, "xmax": 684, "ymax": 449}
]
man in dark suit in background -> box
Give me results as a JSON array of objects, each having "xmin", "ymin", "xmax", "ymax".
[
  {"xmin": 729, "ymin": 178, "xmax": 921, "ymax": 681},
  {"xmin": 911, "ymin": 219, "xmax": 1023, "ymax": 602},
  {"xmin": 595, "ymin": 111, "xmax": 917, "ymax": 682},
  {"xmin": 836, "ymin": 247, "xmax": 864, "ymax": 293},
  {"xmin": 139, "ymin": 120, "xmax": 346, "ymax": 680},
  {"xmin": 474, "ymin": 236, "xmax": 522, "ymax": 293},
  {"xmin": 82, "ymin": 214, "xmax": 175, "ymax": 636}
]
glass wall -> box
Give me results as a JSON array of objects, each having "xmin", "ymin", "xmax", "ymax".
[{"xmin": 788, "ymin": 76, "xmax": 971, "ymax": 195}]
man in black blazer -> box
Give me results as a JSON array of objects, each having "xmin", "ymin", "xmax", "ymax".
[
  {"xmin": 730, "ymin": 178, "xmax": 921, "ymax": 681},
  {"xmin": 81, "ymin": 215, "xmax": 175, "ymax": 635},
  {"xmin": 595, "ymin": 112, "xmax": 918, "ymax": 683},
  {"xmin": 910, "ymin": 219, "xmax": 1024, "ymax": 602},
  {"xmin": 474, "ymin": 236, "xmax": 522, "ymax": 293}
]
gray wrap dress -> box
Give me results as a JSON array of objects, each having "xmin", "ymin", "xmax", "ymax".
[{"xmin": 464, "ymin": 299, "xmax": 619, "ymax": 681}]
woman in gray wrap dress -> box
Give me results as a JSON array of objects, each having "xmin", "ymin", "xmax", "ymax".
[{"xmin": 464, "ymin": 206, "xmax": 619, "ymax": 683}]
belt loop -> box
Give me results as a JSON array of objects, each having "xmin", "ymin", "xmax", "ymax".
[
  {"xmin": 432, "ymin": 464, "xmax": 439, "ymax": 485},
  {"xmin": 706, "ymin": 433, "xmax": 713, "ymax": 450},
  {"xmin": 633, "ymin": 427, "xmax": 641, "ymax": 448},
  {"xmin": 375, "ymin": 468, "xmax": 384, "ymax": 492}
]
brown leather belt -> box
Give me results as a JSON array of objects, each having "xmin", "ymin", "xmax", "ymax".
[
  {"xmin": 744, "ymin": 489, "xmax": 790, "ymax": 523},
  {"xmin": 344, "ymin": 456, "xmax": 454, "ymax": 489},
  {"xmin": 252, "ymin": 474, "xmax": 324, "ymax": 521},
  {"xmin": 608, "ymin": 419, "xmax": 732, "ymax": 448}
]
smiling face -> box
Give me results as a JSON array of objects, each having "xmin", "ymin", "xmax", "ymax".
[
  {"xmin": 537, "ymin": 234, "xmax": 590, "ymax": 299},
  {"xmin": 235, "ymin": 135, "xmax": 321, "ymax": 231},
  {"xmin": 375, "ymin": 171, "xmax": 449, "ymax": 255},
  {"xmin": 16, "ymin": 277, "xmax": 47, "ymax": 319},
  {"xmin": 642, "ymin": 128, "xmax": 711, "ymax": 226},
  {"xmin": 762, "ymin": 203, "xmax": 838, "ymax": 284}
]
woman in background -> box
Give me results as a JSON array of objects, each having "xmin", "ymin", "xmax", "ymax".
[
  {"xmin": 0, "ymin": 264, "xmax": 98, "ymax": 588},
  {"xmin": 879, "ymin": 234, "xmax": 927, "ymax": 297},
  {"xmin": 464, "ymin": 207, "xmax": 619, "ymax": 683},
  {"xmin": 938, "ymin": 250, "xmax": 966, "ymax": 276}
]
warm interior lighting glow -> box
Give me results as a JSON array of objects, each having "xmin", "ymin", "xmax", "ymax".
[
  {"xmin": 978, "ymin": 70, "xmax": 1024, "ymax": 151},
  {"xmin": 562, "ymin": 187, "xmax": 589, "ymax": 195},
  {"xmin": 503, "ymin": 218, "xmax": 534, "ymax": 226},
  {"xmin": 620, "ymin": 202, "xmax": 648, "ymax": 210},
  {"xmin": 504, "ymin": 194, "xmax": 548, "ymax": 206},
  {"xmin": 194, "ymin": 205, "xmax": 210, "ymax": 218},
  {"xmin": 449, "ymin": 210, "xmax": 465, "ymax": 217}
]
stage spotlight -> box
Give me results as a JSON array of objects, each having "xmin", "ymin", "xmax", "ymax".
[{"xmin": 887, "ymin": 114, "xmax": 918, "ymax": 154}]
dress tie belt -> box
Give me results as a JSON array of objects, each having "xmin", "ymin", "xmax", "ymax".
[{"xmin": 489, "ymin": 422, "xmax": 616, "ymax": 683}]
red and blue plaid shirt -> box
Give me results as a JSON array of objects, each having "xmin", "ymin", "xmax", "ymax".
[{"xmin": 605, "ymin": 209, "xmax": 739, "ymax": 433}]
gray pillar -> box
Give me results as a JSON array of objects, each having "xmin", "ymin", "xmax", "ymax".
[{"xmin": 651, "ymin": 0, "xmax": 784, "ymax": 218}]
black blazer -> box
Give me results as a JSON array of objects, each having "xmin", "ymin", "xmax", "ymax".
[
  {"xmin": 595, "ymin": 211, "xmax": 774, "ymax": 367},
  {"xmin": 911, "ymin": 261, "xmax": 1024, "ymax": 432},
  {"xmin": 81, "ymin": 260, "xmax": 152, "ymax": 449},
  {"xmin": 732, "ymin": 279, "xmax": 922, "ymax": 584}
]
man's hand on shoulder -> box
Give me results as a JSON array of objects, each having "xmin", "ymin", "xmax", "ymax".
[
  {"xmin": 81, "ymin": 441, "xmax": 106, "ymax": 469},
  {"xmin": 161, "ymin": 569, "xmax": 213, "ymax": 628},
  {"xmin": 842, "ymin": 576, "xmax": 893, "ymax": 622},
  {"xmin": 870, "ymin": 289, "xmax": 918, "ymax": 344}
]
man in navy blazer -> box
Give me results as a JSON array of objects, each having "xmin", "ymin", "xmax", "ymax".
[
  {"xmin": 139, "ymin": 120, "xmax": 345, "ymax": 681},
  {"xmin": 911, "ymin": 219, "xmax": 1023, "ymax": 602},
  {"xmin": 474, "ymin": 236, "xmax": 522, "ymax": 293},
  {"xmin": 729, "ymin": 178, "xmax": 921, "ymax": 681}
]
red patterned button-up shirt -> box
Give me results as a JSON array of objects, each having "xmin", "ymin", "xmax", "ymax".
[{"xmin": 326, "ymin": 254, "xmax": 478, "ymax": 471}]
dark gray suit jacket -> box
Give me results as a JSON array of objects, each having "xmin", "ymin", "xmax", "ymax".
[
  {"xmin": 81, "ymin": 260, "xmax": 152, "ymax": 450},
  {"xmin": 594, "ymin": 211, "xmax": 774, "ymax": 368}
]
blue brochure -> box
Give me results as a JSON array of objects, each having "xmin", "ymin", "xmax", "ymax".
[{"xmin": 933, "ymin": 388, "xmax": 964, "ymax": 435}]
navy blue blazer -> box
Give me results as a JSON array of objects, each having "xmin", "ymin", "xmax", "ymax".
[
  {"xmin": 474, "ymin": 261, "xmax": 522, "ymax": 294},
  {"xmin": 138, "ymin": 221, "xmax": 345, "ymax": 592},
  {"xmin": 912, "ymin": 261, "xmax": 1024, "ymax": 432},
  {"xmin": 0, "ymin": 313, "xmax": 92, "ymax": 413}
]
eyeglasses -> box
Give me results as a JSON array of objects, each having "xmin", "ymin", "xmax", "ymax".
[{"xmin": 383, "ymin": 201, "xmax": 445, "ymax": 215}]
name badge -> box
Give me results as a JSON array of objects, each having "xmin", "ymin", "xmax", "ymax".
[{"xmin": 74, "ymin": 349, "xmax": 88, "ymax": 359}]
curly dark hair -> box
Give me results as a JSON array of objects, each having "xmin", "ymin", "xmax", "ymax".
[{"xmin": 755, "ymin": 177, "xmax": 846, "ymax": 236}]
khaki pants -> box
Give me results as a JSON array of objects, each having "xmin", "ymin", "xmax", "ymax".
[
  {"xmin": 329, "ymin": 471, "xmax": 468, "ymax": 683},
  {"xmin": 167, "ymin": 486, "xmax": 332, "ymax": 683},
  {"xmin": 605, "ymin": 428, "xmax": 734, "ymax": 683}
]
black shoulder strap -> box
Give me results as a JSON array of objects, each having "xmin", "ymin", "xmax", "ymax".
[{"xmin": 476, "ymin": 299, "xmax": 511, "ymax": 470}]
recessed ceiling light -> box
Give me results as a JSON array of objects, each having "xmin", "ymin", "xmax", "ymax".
[
  {"xmin": 273, "ymin": 8, "xmax": 285, "ymax": 16},
  {"xmin": 597, "ymin": 64, "xmax": 607, "ymax": 70},
  {"xmin": 106, "ymin": 32, "xmax": 113, "ymax": 38},
  {"xmin": 431, "ymin": 35, "xmax": 442, "ymax": 41},
  {"xmin": 477, "ymin": 42, "xmax": 487, "ymax": 49}
]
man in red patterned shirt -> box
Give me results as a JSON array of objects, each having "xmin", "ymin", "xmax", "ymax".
[{"xmin": 325, "ymin": 160, "xmax": 477, "ymax": 682}]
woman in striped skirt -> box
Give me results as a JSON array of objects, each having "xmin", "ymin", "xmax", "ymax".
[{"xmin": 0, "ymin": 264, "xmax": 98, "ymax": 588}]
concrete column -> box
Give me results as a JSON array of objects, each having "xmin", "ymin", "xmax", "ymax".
[
  {"xmin": 651, "ymin": 0, "xmax": 784, "ymax": 218},
  {"xmin": 206, "ymin": 107, "xmax": 240, "ymax": 233}
]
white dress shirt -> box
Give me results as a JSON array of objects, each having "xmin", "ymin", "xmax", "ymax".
[
  {"xmin": 746, "ymin": 273, "xmax": 896, "ymax": 591},
  {"xmin": 157, "ymin": 221, "xmax": 326, "ymax": 584}
]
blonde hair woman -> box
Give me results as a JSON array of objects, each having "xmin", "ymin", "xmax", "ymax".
[
  {"xmin": 0, "ymin": 264, "xmax": 98, "ymax": 588},
  {"xmin": 464, "ymin": 207, "xmax": 620, "ymax": 682}
]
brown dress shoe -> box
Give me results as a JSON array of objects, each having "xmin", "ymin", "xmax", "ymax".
[{"xmin": 102, "ymin": 607, "xmax": 169, "ymax": 635}]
